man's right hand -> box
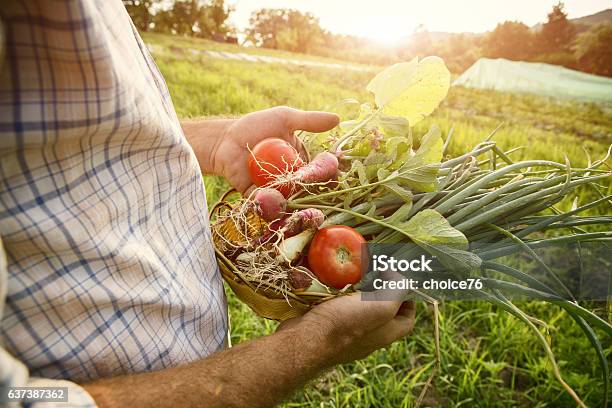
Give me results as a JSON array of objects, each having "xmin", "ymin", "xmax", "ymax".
[{"xmin": 287, "ymin": 294, "xmax": 416, "ymax": 366}]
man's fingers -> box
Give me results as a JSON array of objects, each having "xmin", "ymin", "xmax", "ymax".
[
  {"xmin": 363, "ymin": 298, "xmax": 405, "ymax": 324},
  {"xmin": 397, "ymin": 300, "xmax": 416, "ymax": 320},
  {"xmin": 377, "ymin": 314, "xmax": 415, "ymax": 345},
  {"xmin": 282, "ymin": 107, "xmax": 340, "ymax": 133},
  {"xmin": 384, "ymin": 304, "xmax": 417, "ymax": 342},
  {"xmin": 395, "ymin": 301, "xmax": 416, "ymax": 335},
  {"xmin": 371, "ymin": 301, "xmax": 416, "ymax": 346}
]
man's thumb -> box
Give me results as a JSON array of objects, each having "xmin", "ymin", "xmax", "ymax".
[{"xmin": 284, "ymin": 107, "xmax": 339, "ymax": 133}]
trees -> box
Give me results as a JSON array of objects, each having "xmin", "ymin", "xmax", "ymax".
[
  {"xmin": 408, "ymin": 25, "xmax": 433, "ymax": 56},
  {"xmin": 482, "ymin": 21, "xmax": 534, "ymax": 61},
  {"xmin": 123, "ymin": 0, "xmax": 233, "ymax": 39},
  {"xmin": 439, "ymin": 34, "xmax": 481, "ymax": 73},
  {"xmin": 159, "ymin": 0, "xmax": 199, "ymax": 36},
  {"xmin": 246, "ymin": 9, "xmax": 325, "ymax": 54},
  {"xmin": 400, "ymin": 29, "xmax": 480, "ymax": 73},
  {"xmin": 206, "ymin": 0, "xmax": 233, "ymax": 38},
  {"xmin": 123, "ymin": 0, "xmax": 158, "ymax": 32},
  {"xmin": 246, "ymin": 9, "xmax": 282, "ymax": 49},
  {"xmin": 537, "ymin": 2, "xmax": 575, "ymax": 53},
  {"xmin": 575, "ymin": 24, "xmax": 612, "ymax": 77}
]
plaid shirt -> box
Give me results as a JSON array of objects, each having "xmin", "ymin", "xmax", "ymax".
[{"xmin": 0, "ymin": 1, "xmax": 228, "ymax": 406}]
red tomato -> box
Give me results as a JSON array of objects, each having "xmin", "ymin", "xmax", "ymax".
[
  {"xmin": 308, "ymin": 226, "xmax": 367, "ymax": 289},
  {"xmin": 247, "ymin": 138, "xmax": 304, "ymax": 195}
]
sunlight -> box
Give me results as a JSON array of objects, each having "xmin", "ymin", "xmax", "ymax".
[
  {"xmin": 348, "ymin": 18, "xmax": 406, "ymax": 45},
  {"xmin": 364, "ymin": 30, "xmax": 402, "ymax": 45}
]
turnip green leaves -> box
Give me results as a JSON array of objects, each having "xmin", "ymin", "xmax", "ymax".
[
  {"xmin": 399, "ymin": 209, "xmax": 482, "ymax": 272},
  {"xmin": 366, "ymin": 56, "xmax": 451, "ymax": 126}
]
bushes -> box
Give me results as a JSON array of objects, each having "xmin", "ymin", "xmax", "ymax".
[
  {"xmin": 531, "ymin": 52, "xmax": 577, "ymax": 70},
  {"xmin": 575, "ymin": 24, "xmax": 612, "ymax": 77}
]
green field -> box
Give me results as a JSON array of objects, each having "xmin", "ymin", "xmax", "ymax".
[
  {"xmin": 142, "ymin": 32, "xmax": 378, "ymax": 68},
  {"xmin": 148, "ymin": 34, "xmax": 611, "ymax": 407}
]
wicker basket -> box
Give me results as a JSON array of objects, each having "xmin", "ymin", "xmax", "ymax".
[{"xmin": 211, "ymin": 191, "xmax": 335, "ymax": 321}]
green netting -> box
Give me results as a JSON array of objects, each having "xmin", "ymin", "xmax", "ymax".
[{"xmin": 453, "ymin": 58, "xmax": 612, "ymax": 103}]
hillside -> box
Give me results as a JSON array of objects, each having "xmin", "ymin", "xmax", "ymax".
[
  {"xmin": 532, "ymin": 8, "xmax": 611, "ymax": 32},
  {"xmin": 571, "ymin": 8, "xmax": 612, "ymax": 27},
  {"xmin": 414, "ymin": 8, "xmax": 612, "ymax": 39}
]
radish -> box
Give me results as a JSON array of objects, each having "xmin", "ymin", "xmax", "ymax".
[
  {"xmin": 250, "ymin": 188, "xmax": 286, "ymax": 222},
  {"xmin": 290, "ymin": 151, "xmax": 339, "ymax": 185},
  {"xmin": 271, "ymin": 151, "xmax": 339, "ymax": 196},
  {"xmin": 259, "ymin": 208, "xmax": 325, "ymax": 245},
  {"xmin": 290, "ymin": 268, "xmax": 334, "ymax": 293},
  {"xmin": 275, "ymin": 209, "xmax": 326, "ymax": 263},
  {"xmin": 289, "ymin": 267, "xmax": 312, "ymax": 289},
  {"xmin": 273, "ymin": 208, "xmax": 325, "ymax": 238}
]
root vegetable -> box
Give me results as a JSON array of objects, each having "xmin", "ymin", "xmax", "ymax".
[
  {"xmin": 275, "ymin": 151, "xmax": 339, "ymax": 195},
  {"xmin": 251, "ymin": 188, "xmax": 286, "ymax": 222},
  {"xmin": 302, "ymin": 278, "xmax": 331, "ymax": 294},
  {"xmin": 289, "ymin": 268, "xmax": 312, "ymax": 289},
  {"xmin": 235, "ymin": 252, "xmax": 257, "ymax": 263},
  {"xmin": 260, "ymin": 208, "xmax": 325, "ymax": 244},
  {"xmin": 275, "ymin": 208, "xmax": 325, "ymax": 238},
  {"xmin": 276, "ymin": 229, "xmax": 315, "ymax": 264},
  {"xmin": 291, "ymin": 151, "xmax": 339, "ymax": 185}
]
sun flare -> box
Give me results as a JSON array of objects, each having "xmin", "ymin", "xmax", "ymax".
[
  {"xmin": 340, "ymin": 15, "xmax": 407, "ymax": 45},
  {"xmin": 361, "ymin": 27, "xmax": 402, "ymax": 45}
]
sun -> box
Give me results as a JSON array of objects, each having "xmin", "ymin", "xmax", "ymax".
[
  {"xmin": 366, "ymin": 30, "xmax": 402, "ymax": 46},
  {"xmin": 348, "ymin": 18, "xmax": 405, "ymax": 46}
]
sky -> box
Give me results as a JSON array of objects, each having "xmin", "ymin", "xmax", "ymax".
[{"xmin": 228, "ymin": 0, "xmax": 611, "ymax": 43}]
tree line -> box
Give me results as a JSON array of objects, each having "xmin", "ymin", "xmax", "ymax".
[
  {"xmin": 481, "ymin": 3, "xmax": 611, "ymax": 77},
  {"xmin": 123, "ymin": 0, "xmax": 233, "ymax": 40},
  {"xmin": 124, "ymin": 1, "xmax": 611, "ymax": 77}
]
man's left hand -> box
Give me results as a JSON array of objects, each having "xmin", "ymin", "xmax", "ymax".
[{"xmin": 183, "ymin": 106, "xmax": 339, "ymax": 192}]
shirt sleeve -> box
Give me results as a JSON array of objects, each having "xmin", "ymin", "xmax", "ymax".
[{"xmin": 0, "ymin": 238, "xmax": 97, "ymax": 407}]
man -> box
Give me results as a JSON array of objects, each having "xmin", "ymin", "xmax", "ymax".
[{"xmin": 0, "ymin": 1, "xmax": 415, "ymax": 407}]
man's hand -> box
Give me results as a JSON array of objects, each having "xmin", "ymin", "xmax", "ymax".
[
  {"xmin": 183, "ymin": 106, "xmax": 339, "ymax": 192},
  {"xmin": 284, "ymin": 293, "xmax": 416, "ymax": 365}
]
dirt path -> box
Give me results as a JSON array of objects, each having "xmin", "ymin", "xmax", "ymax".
[{"xmin": 147, "ymin": 43, "xmax": 374, "ymax": 72}]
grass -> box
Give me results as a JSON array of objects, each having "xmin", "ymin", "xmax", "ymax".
[
  {"xmin": 148, "ymin": 34, "xmax": 611, "ymax": 407},
  {"xmin": 142, "ymin": 32, "xmax": 377, "ymax": 69},
  {"xmin": 154, "ymin": 53, "xmax": 371, "ymax": 118}
]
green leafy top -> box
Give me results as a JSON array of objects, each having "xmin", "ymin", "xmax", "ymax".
[{"xmin": 366, "ymin": 56, "xmax": 451, "ymax": 126}]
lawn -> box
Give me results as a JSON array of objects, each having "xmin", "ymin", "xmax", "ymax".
[{"xmin": 148, "ymin": 34, "xmax": 611, "ymax": 407}]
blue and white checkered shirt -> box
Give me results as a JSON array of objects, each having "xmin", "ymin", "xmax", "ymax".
[{"xmin": 0, "ymin": 1, "xmax": 228, "ymax": 406}]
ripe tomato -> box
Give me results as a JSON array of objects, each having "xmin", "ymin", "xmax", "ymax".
[
  {"xmin": 308, "ymin": 226, "xmax": 367, "ymax": 289},
  {"xmin": 247, "ymin": 138, "xmax": 304, "ymax": 195}
]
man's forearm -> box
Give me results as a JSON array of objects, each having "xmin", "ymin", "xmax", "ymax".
[
  {"xmin": 181, "ymin": 119, "xmax": 233, "ymax": 176},
  {"xmin": 83, "ymin": 321, "xmax": 332, "ymax": 408}
]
